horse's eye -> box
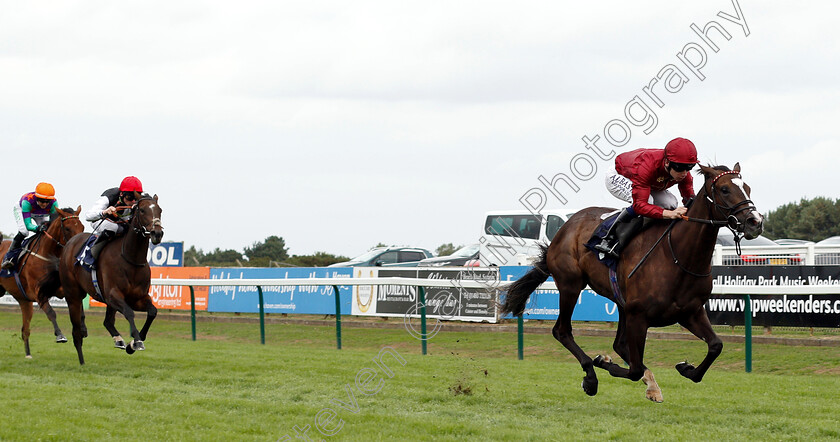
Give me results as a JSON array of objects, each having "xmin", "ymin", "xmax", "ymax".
[{"xmin": 720, "ymin": 186, "xmax": 730, "ymax": 194}]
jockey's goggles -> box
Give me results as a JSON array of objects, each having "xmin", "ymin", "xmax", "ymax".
[
  {"xmin": 35, "ymin": 198, "xmax": 52, "ymax": 205},
  {"xmin": 121, "ymin": 192, "xmax": 137, "ymax": 202},
  {"xmin": 670, "ymin": 162, "xmax": 695, "ymax": 172}
]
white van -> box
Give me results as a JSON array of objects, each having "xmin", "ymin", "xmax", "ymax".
[{"xmin": 478, "ymin": 209, "xmax": 579, "ymax": 266}]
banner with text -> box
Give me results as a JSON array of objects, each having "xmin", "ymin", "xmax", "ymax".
[
  {"xmin": 706, "ymin": 266, "xmax": 840, "ymax": 327},
  {"xmin": 207, "ymin": 267, "xmax": 353, "ymax": 314},
  {"xmin": 498, "ymin": 266, "xmax": 619, "ymax": 322},
  {"xmin": 351, "ymin": 267, "xmax": 499, "ymax": 322},
  {"xmin": 89, "ymin": 266, "xmax": 210, "ymax": 310},
  {"xmin": 148, "ymin": 242, "xmax": 184, "ymax": 267}
]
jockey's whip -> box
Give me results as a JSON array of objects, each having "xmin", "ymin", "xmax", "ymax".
[{"xmin": 627, "ymin": 218, "xmax": 680, "ymax": 279}]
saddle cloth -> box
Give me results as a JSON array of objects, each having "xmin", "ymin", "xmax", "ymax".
[
  {"xmin": 76, "ymin": 234, "xmax": 98, "ymax": 271},
  {"xmin": 0, "ymin": 234, "xmax": 41, "ymax": 277},
  {"xmin": 583, "ymin": 212, "xmax": 621, "ymax": 272}
]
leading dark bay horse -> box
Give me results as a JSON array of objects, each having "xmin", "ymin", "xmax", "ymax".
[
  {"xmin": 0, "ymin": 206, "xmax": 84, "ymax": 358},
  {"xmin": 39, "ymin": 195, "xmax": 163, "ymax": 365},
  {"xmin": 500, "ymin": 164, "xmax": 763, "ymax": 402}
]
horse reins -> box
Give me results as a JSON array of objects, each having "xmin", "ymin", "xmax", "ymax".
[
  {"xmin": 121, "ymin": 197, "xmax": 163, "ymax": 267},
  {"xmin": 680, "ymin": 170, "xmax": 757, "ymax": 254},
  {"xmin": 19, "ymin": 215, "xmax": 81, "ymax": 265},
  {"xmin": 629, "ymin": 169, "xmax": 756, "ymax": 279},
  {"xmin": 41, "ymin": 215, "xmax": 81, "ymax": 248}
]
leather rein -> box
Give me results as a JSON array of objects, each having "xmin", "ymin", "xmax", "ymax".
[
  {"xmin": 21, "ymin": 215, "xmax": 80, "ymax": 264},
  {"xmin": 668, "ymin": 170, "xmax": 757, "ymax": 277},
  {"xmin": 629, "ymin": 170, "xmax": 756, "ymax": 279},
  {"xmin": 119, "ymin": 198, "xmax": 163, "ymax": 267}
]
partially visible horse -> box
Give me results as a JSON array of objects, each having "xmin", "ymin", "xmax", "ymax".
[
  {"xmin": 0, "ymin": 206, "xmax": 84, "ymax": 358},
  {"xmin": 501, "ymin": 164, "xmax": 763, "ymax": 402},
  {"xmin": 39, "ymin": 195, "xmax": 163, "ymax": 365}
]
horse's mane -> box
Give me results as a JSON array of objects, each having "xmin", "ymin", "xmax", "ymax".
[
  {"xmin": 699, "ymin": 164, "xmax": 731, "ymax": 175},
  {"xmin": 50, "ymin": 208, "xmax": 77, "ymax": 221}
]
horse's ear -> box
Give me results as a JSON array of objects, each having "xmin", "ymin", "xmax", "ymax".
[
  {"xmin": 75, "ymin": 205, "xmax": 82, "ymax": 215},
  {"xmin": 698, "ymin": 164, "xmax": 716, "ymax": 178},
  {"xmin": 153, "ymin": 194, "xmax": 158, "ymax": 202},
  {"xmin": 733, "ymin": 162, "xmax": 741, "ymax": 173}
]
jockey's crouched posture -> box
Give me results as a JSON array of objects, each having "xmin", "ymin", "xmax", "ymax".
[
  {"xmin": 1, "ymin": 182, "xmax": 59, "ymax": 270},
  {"xmin": 85, "ymin": 176, "xmax": 144, "ymax": 261},
  {"xmin": 594, "ymin": 137, "xmax": 698, "ymax": 259}
]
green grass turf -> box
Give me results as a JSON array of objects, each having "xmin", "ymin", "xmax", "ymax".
[{"xmin": 1, "ymin": 310, "xmax": 838, "ymax": 441}]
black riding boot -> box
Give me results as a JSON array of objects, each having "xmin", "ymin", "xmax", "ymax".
[
  {"xmin": 1, "ymin": 233, "xmax": 26, "ymax": 270},
  {"xmin": 90, "ymin": 230, "xmax": 116, "ymax": 261},
  {"xmin": 593, "ymin": 208, "xmax": 636, "ymax": 258}
]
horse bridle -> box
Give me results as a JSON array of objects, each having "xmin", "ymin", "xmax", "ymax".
[
  {"xmin": 120, "ymin": 198, "xmax": 163, "ymax": 267},
  {"xmin": 124, "ymin": 197, "xmax": 163, "ymax": 238},
  {"xmin": 704, "ymin": 170, "xmax": 758, "ymax": 234},
  {"xmin": 668, "ymin": 170, "xmax": 758, "ymax": 277},
  {"xmin": 42, "ymin": 215, "xmax": 81, "ymax": 248},
  {"xmin": 18, "ymin": 215, "xmax": 80, "ymax": 267}
]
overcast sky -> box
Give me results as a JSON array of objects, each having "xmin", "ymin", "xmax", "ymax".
[{"xmin": 1, "ymin": 1, "xmax": 838, "ymax": 258}]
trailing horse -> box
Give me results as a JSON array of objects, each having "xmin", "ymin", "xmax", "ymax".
[
  {"xmin": 40, "ymin": 195, "xmax": 163, "ymax": 365},
  {"xmin": 500, "ymin": 164, "xmax": 763, "ymax": 402},
  {"xmin": 0, "ymin": 206, "xmax": 83, "ymax": 358}
]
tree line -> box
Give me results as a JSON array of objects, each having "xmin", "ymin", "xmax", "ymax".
[{"xmin": 762, "ymin": 196, "xmax": 840, "ymax": 242}]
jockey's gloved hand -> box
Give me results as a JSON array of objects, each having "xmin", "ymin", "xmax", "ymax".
[{"xmin": 37, "ymin": 224, "xmax": 49, "ymax": 233}]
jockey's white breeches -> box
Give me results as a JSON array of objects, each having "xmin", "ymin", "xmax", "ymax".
[{"xmin": 605, "ymin": 170, "xmax": 678, "ymax": 210}]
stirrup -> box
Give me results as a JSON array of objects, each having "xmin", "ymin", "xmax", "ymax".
[
  {"xmin": 1, "ymin": 260, "xmax": 13, "ymax": 270},
  {"xmin": 593, "ymin": 238, "xmax": 614, "ymax": 254}
]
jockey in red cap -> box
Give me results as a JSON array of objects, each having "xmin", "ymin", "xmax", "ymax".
[
  {"xmin": 84, "ymin": 176, "xmax": 144, "ymax": 261},
  {"xmin": 2, "ymin": 182, "xmax": 60, "ymax": 269},
  {"xmin": 594, "ymin": 138, "xmax": 698, "ymax": 258}
]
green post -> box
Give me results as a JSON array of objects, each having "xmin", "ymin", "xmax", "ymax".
[
  {"xmin": 333, "ymin": 285, "xmax": 342, "ymax": 350},
  {"xmin": 258, "ymin": 286, "xmax": 265, "ymax": 345},
  {"xmin": 189, "ymin": 286, "xmax": 196, "ymax": 341},
  {"xmin": 419, "ymin": 286, "xmax": 427, "ymax": 355},
  {"xmin": 517, "ymin": 314, "xmax": 524, "ymax": 360},
  {"xmin": 744, "ymin": 294, "xmax": 752, "ymax": 373}
]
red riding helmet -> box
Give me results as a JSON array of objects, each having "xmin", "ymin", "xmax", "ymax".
[
  {"xmin": 664, "ymin": 138, "xmax": 698, "ymax": 164},
  {"xmin": 119, "ymin": 176, "xmax": 143, "ymax": 192}
]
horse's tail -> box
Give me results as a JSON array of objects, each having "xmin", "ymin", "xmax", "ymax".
[
  {"xmin": 499, "ymin": 244, "xmax": 550, "ymax": 317},
  {"xmin": 37, "ymin": 259, "xmax": 61, "ymax": 306}
]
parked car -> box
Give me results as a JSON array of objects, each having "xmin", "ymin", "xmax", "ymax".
[
  {"xmin": 715, "ymin": 232, "xmax": 802, "ymax": 265},
  {"xmin": 773, "ymin": 238, "xmax": 815, "ymax": 246},
  {"xmin": 327, "ymin": 246, "xmax": 434, "ymax": 267},
  {"xmin": 417, "ymin": 244, "xmax": 480, "ymax": 267},
  {"xmin": 815, "ymin": 236, "xmax": 840, "ymax": 265}
]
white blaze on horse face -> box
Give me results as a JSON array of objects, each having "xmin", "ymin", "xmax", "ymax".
[
  {"xmin": 732, "ymin": 178, "xmax": 762, "ymax": 221},
  {"xmin": 731, "ymin": 178, "xmax": 747, "ymax": 197}
]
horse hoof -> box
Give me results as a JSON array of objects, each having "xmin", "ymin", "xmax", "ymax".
[
  {"xmin": 114, "ymin": 340, "xmax": 127, "ymax": 350},
  {"xmin": 126, "ymin": 341, "xmax": 136, "ymax": 355},
  {"xmin": 134, "ymin": 341, "xmax": 145, "ymax": 351},
  {"xmin": 25, "ymin": 355, "xmax": 33, "ymax": 359},
  {"xmin": 581, "ymin": 376, "xmax": 598, "ymax": 396},
  {"xmin": 675, "ymin": 361, "xmax": 695, "ymax": 379},
  {"xmin": 56, "ymin": 335, "xmax": 68, "ymax": 343}
]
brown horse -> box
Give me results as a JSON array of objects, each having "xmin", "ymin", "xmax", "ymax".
[
  {"xmin": 39, "ymin": 195, "xmax": 163, "ymax": 365},
  {"xmin": 500, "ymin": 164, "xmax": 763, "ymax": 402},
  {"xmin": 0, "ymin": 206, "xmax": 83, "ymax": 358}
]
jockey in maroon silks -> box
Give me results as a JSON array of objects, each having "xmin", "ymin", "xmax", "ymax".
[{"xmin": 594, "ymin": 137, "xmax": 699, "ymax": 258}]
